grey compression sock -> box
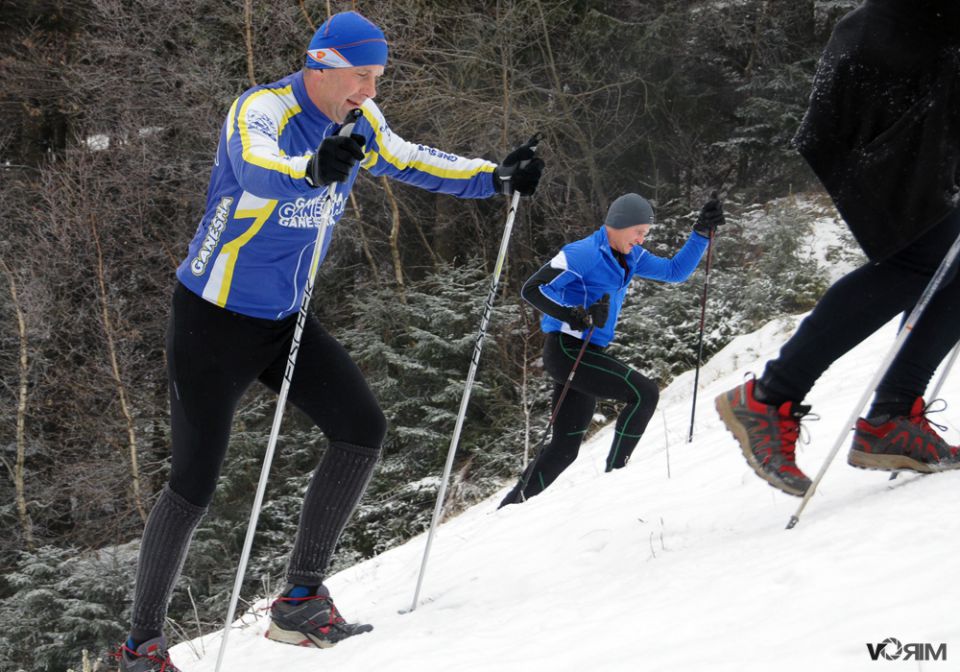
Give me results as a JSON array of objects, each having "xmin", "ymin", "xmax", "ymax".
[
  {"xmin": 130, "ymin": 485, "xmax": 207, "ymax": 635},
  {"xmin": 286, "ymin": 441, "xmax": 380, "ymax": 585}
]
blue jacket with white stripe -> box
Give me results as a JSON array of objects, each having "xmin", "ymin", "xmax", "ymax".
[
  {"xmin": 176, "ymin": 70, "xmax": 497, "ymax": 319},
  {"xmin": 521, "ymin": 226, "xmax": 709, "ymax": 347}
]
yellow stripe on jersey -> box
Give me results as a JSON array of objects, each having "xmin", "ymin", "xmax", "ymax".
[
  {"xmin": 225, "ymin": 98, "xmax": 240, "ymax": 143},
  {"xmin": 212, "ymin": 199, "xmax": 278, "ymax": 307},
  {"xmin": 360, "ymin": 104, "xmax": 495, "ymax": 180},
  {"xmin": 237, "ymin": 86, "xmax": 307, "ymax": 178},
  {"xmin": 275, "ymin": 100, "xmax": 300, "ymax": 138},
  {"xmin": 360, "ymin": 148, "xmax": 379, "ymax": 170}
]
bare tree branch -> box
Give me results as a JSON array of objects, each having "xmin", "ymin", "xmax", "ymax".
[
  {"xmin": 90, "ymin": 216, "xmax": 147, "ymax": 523},
  {"xmin": 244, "ymin": 0, "xmax": 257, "ymax": 86},
  {"xmin": 380, "ymin": 176, "xmax": 406, "ymax": 295},
  {"xmin": 0, "ymin": 256, "xmax": 34, "ymax": 548}
]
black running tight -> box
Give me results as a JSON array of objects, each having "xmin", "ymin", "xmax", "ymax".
[
  {"xmin": 518, "ymin": 332, "xmax": 659, "ymax": 500},
  {"xmin": 167, "ymin": 283, "xmax": 387, "ymax": 506},
  {"xmin": 129, "ymin": 284, "xmax": 387, "ymax": 640}
]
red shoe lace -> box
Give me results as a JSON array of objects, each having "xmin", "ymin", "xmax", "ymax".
[
  {"xmin": 777, "ymin": 404, "xmax": 816, "ymax": 476},
  {"xmin": 778, "ymin": 404, "xmax": 813, "ymax": 461},
  {"xmin": 326, "ymin": 599, "xmax": 346, "ymax": 625},
  {"xmin": 112, "ymin": 643, "xmax": 177, "ymax": 671},
  {"xmin": 779, "ymin": 419, "xmax": 800, "ymax": 457}
]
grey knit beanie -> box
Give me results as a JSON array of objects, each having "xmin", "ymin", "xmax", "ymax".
[{"xmin": 604, "ymin": 193, "xmax": 654, "ymax": 229}]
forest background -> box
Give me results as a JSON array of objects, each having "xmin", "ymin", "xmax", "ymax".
[{"xmin": 0, "ymin": 0, "xmax": 861, "ymax": 669}]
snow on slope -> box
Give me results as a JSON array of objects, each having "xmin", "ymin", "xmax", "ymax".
[{"xmin": 171, "ymin": 313, "xmax": 960, "ymax": 672}]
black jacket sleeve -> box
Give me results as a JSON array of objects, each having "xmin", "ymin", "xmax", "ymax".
[{"xmin": 521, "ymin": 262, "xmax": 576, "ymax": 323}]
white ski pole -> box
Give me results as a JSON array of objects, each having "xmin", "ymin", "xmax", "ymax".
[
  {"xmin": 409, "ymin": 134, "xmax": 542, "ymax": 613},
  {"xmin": 787, "ymin": 227, "xmax": 960, "ymax": 529},
  {"xmin": 214, "ymin": 109, "xmax": 362, "ymax": 672},
  {"xmin": 928, "ymin": 340, "xmax": 960, "ymax": 401}
]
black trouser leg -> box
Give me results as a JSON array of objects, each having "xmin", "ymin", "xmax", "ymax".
[
  {"xmin": 518, "ymin": 384, "xmax": 596, "ymax": 500},
  {"xmin": 875, "ymin": 258, "xmax": 960, "ymax": 406},
  {"xmin": 761, "ymin": 209, "xmax": 960, "ymax": 406}
]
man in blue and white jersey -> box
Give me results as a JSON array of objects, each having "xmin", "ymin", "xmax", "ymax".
[
  {"xmin": 119, "ymin": 11, "xmax": 544, "ymax": 670},
  {"xmin": 500, "ymin": 193, "xmax": 723, "ymax": 506}
]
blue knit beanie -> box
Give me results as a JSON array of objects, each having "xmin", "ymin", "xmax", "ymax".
[
  {"xmin": 605, "ymin": 193, "xmax": 655, "ymax": 229},
  {"xmin": 305, "ymin": 11, "xmax": 388, "ymax": 70}
]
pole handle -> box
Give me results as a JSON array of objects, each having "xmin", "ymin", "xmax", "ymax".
[{"xmin": 337, "ymin": 108, "xmax": 363, "ymax": 136}]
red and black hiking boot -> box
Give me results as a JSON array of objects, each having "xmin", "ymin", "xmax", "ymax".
[
  {"xmin": 715, "ymin": 377, "xmax": 813, "ymax": 497},
  {"xmin": 848, "ymin": 397, "xmax": 960, "ymax": 473},
  {"xmin": 267, "ymin": 585, "xmax": 372, "ymax": 649},
  {"xmin": 114, "ymin": 636, "xmax": 182, "ymax": 672}
]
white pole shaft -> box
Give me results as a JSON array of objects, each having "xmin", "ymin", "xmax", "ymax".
[
  {"xmin": 787, "ymin": 228, "xmax": 960, "ymax": 529},
  {"xmin": 928, "ymin": 341, "xmax": 960, "ymax": 401},
  {"xmin": 213, "ymin": 183, "xmax": 339, "ymax": 672},
  {"xmin": 410, "ymin": 191, "xmax": 522, "ymax": 612}
]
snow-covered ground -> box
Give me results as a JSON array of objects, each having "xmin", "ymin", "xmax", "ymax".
[{"xmin": 171, "ymin": 312, "xmax": 960, "ymax": 672}]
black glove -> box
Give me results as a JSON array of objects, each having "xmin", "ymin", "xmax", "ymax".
[
  {"xmin": 693, "ymin": 191, "xmax": 725, "ymax": 237},
  {"xmin": 567, "ymin": 306, "xmax": 592, "ymax": 331},
  {"xmin": 588, "ymin": 294, "xmax": 610, "ymax": 329},
  {"xmin": 566, "ymin": 294, "xmax": 610, "ymax": 331},
  {"xmin": 494, "ymin": 135, "xmax": 545, "ymax": 196},
  {"xmin": 305, "ymin": 133, "xmax": 366, "ymax": 188}
]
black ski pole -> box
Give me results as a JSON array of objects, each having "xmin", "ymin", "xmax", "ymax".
[
  {"xmin": 515, "ymin": 320, "xmax": 600, "ymax": 501},
  {"xmin": 687, "ymin": 199, "xmax": 717, "ymax": 443}
]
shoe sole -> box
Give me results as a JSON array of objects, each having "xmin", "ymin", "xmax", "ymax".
[
  {"xmin": 715, "ymin": 393, "xmax": 807, "ymax": 497},
  {"xmin": 847, "ymin": 449, "xmax": 960, "ymax": 474},
  {"xmin": 265, "ymin": 622, "xmax": 336, "ymax": 649}
]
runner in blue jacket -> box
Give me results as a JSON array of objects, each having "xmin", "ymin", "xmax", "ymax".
[
  {"xmin": 119, "ymin": 11, "xmax": 544, "ymax": 670},
  {"xmin": 501, "ymin": 193, "xmax": 723, "ymax": 506}
]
